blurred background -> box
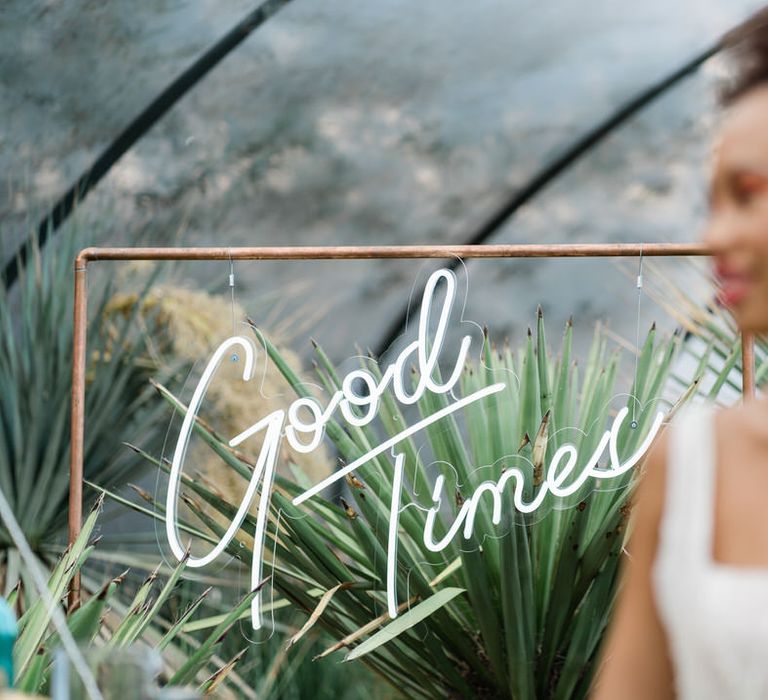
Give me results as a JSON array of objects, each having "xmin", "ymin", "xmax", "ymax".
[{"xmin": 2, "ymin": 0, "xmax": 765, "ymax": 362}]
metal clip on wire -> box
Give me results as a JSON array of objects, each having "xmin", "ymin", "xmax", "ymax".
[{"xmin": 228, "ymin": 250, "xmax": 239, "ymax": 361}]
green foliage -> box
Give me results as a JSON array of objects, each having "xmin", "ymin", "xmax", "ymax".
[
  {"xmin": 212, "ymin": 618, "xmax": 393, "ymax": 700},
  {"xmin": 143, "ymin": 312, "xmax": 701, "ymax": 700},
  {"xmin": 265, "ymin": 318, "xmax": 681, "ymax": 699},
  {"xmin": 11, "ymin": 496, "xmax": 265, "ymax": 697},
  {"xmin": 0, "ymin": 228, "xmax": 177, "ymax": 556},
  {"xmin": 1, "ymin": 228, "xmax": 392, "ymax": 698},
  {"xmin": 643, "ymin": 260, "xmax": 760, "ymax": 400}
]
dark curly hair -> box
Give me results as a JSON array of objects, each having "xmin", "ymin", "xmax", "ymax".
[{"xmin": 720, "ymin": 6, "xmax": 768, "ymax": 106}]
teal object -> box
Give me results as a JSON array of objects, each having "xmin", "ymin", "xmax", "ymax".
[{"xmin": 0, "ymin": 596, "xmax": 17, "ymax": 687}]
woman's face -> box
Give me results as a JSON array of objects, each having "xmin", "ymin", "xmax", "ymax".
[{"xmin": 703, "ymin": 85, "xmax": 768, "ymax": 332}]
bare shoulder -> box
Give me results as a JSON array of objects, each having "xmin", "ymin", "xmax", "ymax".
[
  {"xmin": 638, "ymin": 424, "xmax": 669, "ymax": 492},
  {"xmin": 633, "ymin": 423, "xmax": 670, "ymax": 531},
  {"xmin": 636, "ymin": 397, "xmax": 768, "ymax": 516},
  {"xmin": 590, "ymin": 415, "xmax": 677, "ymax": 698},
  {"xmin": 708, "ymin": 397, "xmax": 768, "ymax": 566},
  {"xmin": 635, "ymin": 399, "xmax": 763, "ymax": 523}
]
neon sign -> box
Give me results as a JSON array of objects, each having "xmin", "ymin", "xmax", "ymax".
[{"xmin": 165, "ymin": 269, "xmax": 665, "ymax": 629}]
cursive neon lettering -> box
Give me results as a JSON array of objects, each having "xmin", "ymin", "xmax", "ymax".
[{"xmin": 165, "ymin": 269, "xmax": 666, "ymax": 631}]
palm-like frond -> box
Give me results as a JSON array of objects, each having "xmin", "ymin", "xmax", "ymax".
[
  {"xmin": 0, "ymin": 228, "xmax": 180, "ymax": 558},
  {"xmin": 10, "ymin": 495, "xmax": 264, "ymax": 698}
]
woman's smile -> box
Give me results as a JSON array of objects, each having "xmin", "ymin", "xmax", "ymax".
[{"xmin": 714, "ymin": 260, "xmax": 756, "ymax": 308}]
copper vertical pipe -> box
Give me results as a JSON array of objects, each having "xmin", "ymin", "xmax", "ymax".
[
  {"xmin": 68, "ymin": 257, "xmax": 87, "ymax": 612},
  {"xmin": 742, "ymin": 332, "xmax": 756, "ymax": 400}
]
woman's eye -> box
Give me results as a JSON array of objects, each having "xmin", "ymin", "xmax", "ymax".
[
  {"xmin": 734, "ymin": 186, "xmax": 755, "ymax": 205},
  {"xmin": 733, "ymin": 173, "xmax": 768, "ymax": 206}
]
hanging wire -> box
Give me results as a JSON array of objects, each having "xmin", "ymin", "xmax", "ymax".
[
  {"xmin": 631, "ymin": 247, "xmax": 644, "ymax": 428},
  {"xmin": 229, "ymin": 250, "xmax": 236, "ymax": 336},
  {"xmin": 228, "ymin": 250, "xmax": 240, "ymax": 362}
]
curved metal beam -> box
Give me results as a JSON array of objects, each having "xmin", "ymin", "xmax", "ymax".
[
  {"xmin": 373, "ymin": 40, "xmax": 722, "ymax": 359},
  {"xmin": 3, "ymin": 0, "xmax": 294, "ymax": 288}
]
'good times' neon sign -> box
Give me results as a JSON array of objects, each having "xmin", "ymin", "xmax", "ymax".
[{"xmin": 165, "ymin": 269, "xmax": 664, "ymax": 629}]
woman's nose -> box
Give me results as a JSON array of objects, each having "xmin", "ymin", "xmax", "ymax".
[{"xmin": 701, "ymin": 213, "xmax": 737, "ymax": 253}]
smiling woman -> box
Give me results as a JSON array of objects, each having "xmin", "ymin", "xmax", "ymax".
[
  {"xmin": 706, "ymin": 90, "xmax": 768, "ymax": 317},
  {"xmin": 592, "ymin": 6, "xmax": 768, "ymax": 699}
]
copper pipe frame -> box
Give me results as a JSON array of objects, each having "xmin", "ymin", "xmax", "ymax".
[
  {"xmin": 742, "ymin": 333, "xmax": 756, "ymax": 400},
  {"xmin": 67, "ymin": 243, "xmax": 755, "ymax": 610}
]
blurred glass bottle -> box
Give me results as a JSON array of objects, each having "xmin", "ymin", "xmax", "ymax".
[{"xmin": 0, "ymin": 596, "xmax": 18, "ymax": 688}]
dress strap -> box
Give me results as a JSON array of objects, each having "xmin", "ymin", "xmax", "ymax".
[{"xmin": 658, "ymin": 404, "xmax": 717, "ymax": 567}]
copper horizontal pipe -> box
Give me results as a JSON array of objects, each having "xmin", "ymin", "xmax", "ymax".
[{"xmin": 76, "ymin": 242, "xmax": 713, "ymax": 266}]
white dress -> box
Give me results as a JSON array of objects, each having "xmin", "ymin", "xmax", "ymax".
[{"xmin": 652, "ymin": 404, "xmax": 768, "ymax": 699}]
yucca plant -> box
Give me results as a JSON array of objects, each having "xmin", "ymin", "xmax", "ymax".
[
  {"xmin": 641, "ymin": 259, "xmax": 763, "ymax": 401},
  {"xmin": 189, "ymin": 602, "xmax": 394, "ymax": 700},
  {"xmin": 0, "ymin": 226, "xmax": 182, "ymax": 572},
  {"xmin": 93, "ymin": 472, "xmax": 395, "ymax": 700},
  {"xmin": 7, "ymin": 485, "xmax": 386, "ymax": 699},
  {"xmin": 137, "ymin": 307, "xmax": 706, "ymax": 700}
]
